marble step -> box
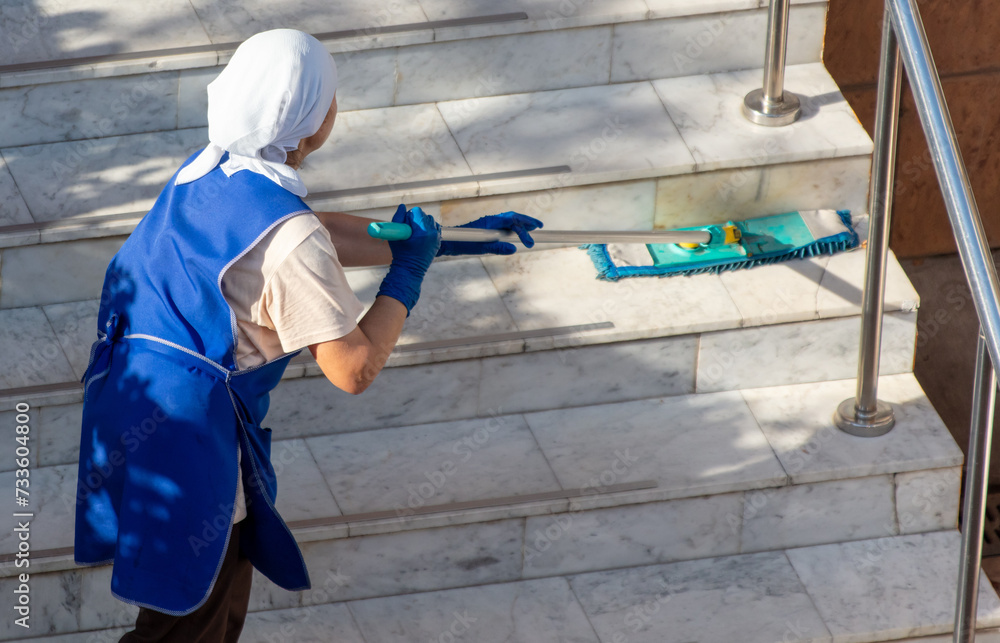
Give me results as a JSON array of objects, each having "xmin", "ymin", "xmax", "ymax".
[
  {"xmin": 0, "ymin": 2, "xmax": 828, "ymax": 145},
  {"xmin": 0, "ymin": 60, "xmax": 872, "ymax": 261},
  {"xmin": 9, "ymin": 531, "xmax": 999, "ymax": 643},
  {"xmin": 0, "ymin": 241, "xmax": 920, "ymax": 416},
  {"xmin": 0, "ymin": 373, "xmax": 966, "ymax": 640}
]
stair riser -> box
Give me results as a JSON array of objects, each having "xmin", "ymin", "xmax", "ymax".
[
  {"xmin": 0, "ymin": 466, "xmax": 958, "ymax": 641},
  {"xmin": 0, "ymin": 154, "xmax": 872, "ymax": 308},
  {"xmin": 0, "ymin": 4, "xmax": 827, "ymax": 150}
]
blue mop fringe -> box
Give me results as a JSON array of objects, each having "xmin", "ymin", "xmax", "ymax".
[{"xmin": 584, "ymin": 210, "xmax": 860, "ymax": 281}]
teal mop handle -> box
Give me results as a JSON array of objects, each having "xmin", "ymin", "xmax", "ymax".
[{"xmin": 367, "ymin": 222, "xmax": 716, "ymax": 245}]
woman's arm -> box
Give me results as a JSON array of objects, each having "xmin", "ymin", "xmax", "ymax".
[{"xmin": 313, "ymin": 210, "xmax": 393, "ymax": 267}]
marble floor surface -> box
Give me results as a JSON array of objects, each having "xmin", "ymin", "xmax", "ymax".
[
  {"xmin": 0, "ymin": 372, "xmax": 962, "ymax": 567},
  {"xmin": 21, "ymin": 531, "xmax": 1000, "ymax": 643},
  {"xmin": 0, "ymin": 238, "xmax": 918, "ymax": 395},
  {"xmin": 0, "ymin": 61, "xmax": 867, "ymax": 234},
  {"xmin": 0, "ymin": 0, "xmax": 819, "ymax": 70}
]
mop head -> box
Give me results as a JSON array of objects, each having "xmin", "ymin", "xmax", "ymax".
[{"xmin": 584, "ymin": 209, "xmax": 859, "ymax": 281}]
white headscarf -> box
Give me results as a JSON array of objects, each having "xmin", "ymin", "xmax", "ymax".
[{"xmin": 175, "ymin": 29, "xmax": 338, "ymax": 197}]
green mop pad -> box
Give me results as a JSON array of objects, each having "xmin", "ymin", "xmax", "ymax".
[{"xmin": 584, "ymin": 209, "xmax": 859, "ymax": 281}]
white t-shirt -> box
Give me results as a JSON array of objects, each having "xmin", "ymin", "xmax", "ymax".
[{"xmin": 221, "ymin": 212, "xmax": 365, "ymax": 522}]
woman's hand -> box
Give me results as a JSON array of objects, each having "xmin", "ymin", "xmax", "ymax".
[{"xmin": 437, "ymin": 212, "xmax": 544, "ymax": 256}]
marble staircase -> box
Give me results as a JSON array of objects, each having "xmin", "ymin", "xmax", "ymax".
[{"xmin": 2, "ymin": 0, "xmax": 997, "ymax": 641}]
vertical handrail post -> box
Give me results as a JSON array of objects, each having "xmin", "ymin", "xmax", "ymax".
[
  {"xmin": 834, "ymin": 4, "xmax": 900, "ymax": 438},
  {"xmin": 743, "ymin": 0, "xmax": 802, "ymax": 126},
  {"xmin": 955, "ymin": 332, "xmax": 999, "ymax": 643}
]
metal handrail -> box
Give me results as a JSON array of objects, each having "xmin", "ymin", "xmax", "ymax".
[
  {"xmin": 743, "ymin": 0, "xmax": 801, "ymax": 126},
  {"xmin": 843, "ymin": 0, "xmax": 1000, "ymax": 640}
]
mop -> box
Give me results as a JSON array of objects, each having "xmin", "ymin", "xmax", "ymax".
[{"xmin": 367, "ymin": 209, "xmax": 859, "ymax": 280}]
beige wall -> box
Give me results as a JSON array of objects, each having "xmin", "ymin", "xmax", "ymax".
[{"xmin": 825, "ymin": 0, "xmax": 1000, "ymax": 258}]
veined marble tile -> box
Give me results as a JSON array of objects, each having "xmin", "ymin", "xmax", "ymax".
[
  {"xmin": 0, "ymin": 73, "xmax": 178, "ymax": 148},
  {"xmin": 653, "ymin": 155, "xmax": 871, "ymax": 232},
  {"xmin": 187, "ymin": 0, "xmax": 428, "ymax": 44},
  {"xmin": 816, "ymin": 248, "xmax": 920, "ymax": 318},
  {"xmin": 0, "ymin": 568, "xmax": 81, "ymax": 640},
  {"xmin": 42, "ymin": 299, "xmax": 100, "ymax": 380},
  {"xmin": 297, "ymin": 519, "xmax": 522, "ymax": 603},
  {"xmin": 0, "ymin": 307, "xmax": 77, "ymax": 389},
  {"xmin": 344, "ymin": 255, "xmax": 519, "ymax": 346},
  {"xmin": 0, "ymin": 154, "xmax": 32, "ymax": 227},
  {"xmin": 569, "ymin": 551, "xmax": 830, "ymax": 643},
  {"xmin": 0, "ymin": 463, "xmax": 76, "ymax": 554},
  {"xmin": 0, "ymin": 228, "xmax": 39, "ymax": 249},
  {"xmin": 742, "ymin": 374, "xmax": 964, "ymax": 485},
  {"xmin": 395, "ymin": 27, "xmax": 612, "ymax": 105},
  {"xmin": 612, "ymin": 4, "xmax": 824, "ymax": 82},
  {"xmin": 271, "ymin": 439, "xmax": 342, "ymax": 522},
  {"xmin": 719, "ymin": 254, "xmax": 832, "ymax": 325},
  {"xmin": 696, "ymin": 311, "xmax": 917, "ymax": 393},
  {"xmin": 176, "ymin": 66, "xmax": 216, "ymax": 130},
  {"xmin": 524, "ymin": 493, "xmax": 742, "ymax": 577},
  {"xmin": 2, "ymin": 128, "xmax": 206, "ymax": 223},
  {"xmin": 37, "ymin": 403, "xmax": 83, "ymax": 468},
  {"xmin": 895, "ymin": 467, "xmax": 960, "ymax": 534},
  {"xmin": 438, "ymin": 82, "xmax": 695, "ymax": 189},
  {"xmin": 525, "ymin": 392, "xmax": 788, "ymax": 499},
  {"xmin": 79, "ymin": 566, "xmax": 138, "ymax": 631},
  {"xmin": 306, "ymin": 414, "xmax": 560, "ymax": 515},
  {"xmin": 334, "ymin": 47, "xmax": 398, "ymax": 112},
  {"xmin": 786, "ymin": 531, "xmax": 1000, "ymax": 643},
  {"xmin": 0, "ymin": 0, "xmax": 210, "ymax": 68},
  {"xmin": 350, "ymin": 576, "xmax": 600, "ymax": 643},
  {"xmin": 440, "ymin": 179, "xmax": 656, "ymax": 234},
  {"xmin": 242, "ymin": 602, "xmax": 365, "ymax": 643},
  {"xmin": 0, "ymin": 386, "xmax": 82, "ymax": 413},
  {"xmin": 741, "ymin": 476, "xmax": 897, "ymax": 553},
  {"xmin": 644, "ymin": 0, "xmax": 758, "ymax": 18},
  {"xmin": 478, "ymin": 335, "xmax": 697, "ymax": 415},
  {"xmin": 653, "ymin": 63, "xmax": 873, "ymax": 172},
  {"xmin": 266, "ymin": 359, "xmax": 481, "ymax": 436},
  {"xmin": 482, "ymin": 246, "xmax": 743, "ymax": 337},
  {"xmin": 0, "ymin": 237, "xmax": 124, "ymax": 309},
  {"xmin": 299, "ymin": 103, "xmax": 471, "ymax": 195}
]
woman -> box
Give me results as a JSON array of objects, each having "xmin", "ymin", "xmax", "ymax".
[{"xmin": 74, "ymin": 29, "xmax": 540, "ymax": 642}]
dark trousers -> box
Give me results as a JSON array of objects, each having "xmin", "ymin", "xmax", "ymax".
[{"xmin": 120, "ymin": 520, "xmax": 254, "ymax": 643}]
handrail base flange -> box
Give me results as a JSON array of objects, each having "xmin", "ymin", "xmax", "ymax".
[
  {"xmin": 834, "ymin": 397, "xmax": 896, "ymax": 437},
  {"xmin": 742, "ymin": 88, "xmax": 802, "ymax": 127}
]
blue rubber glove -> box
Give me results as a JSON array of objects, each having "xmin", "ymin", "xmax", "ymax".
[
  {"xmin": 376, "ymin": 204, "xmax": 442, "ymax": 314},
  {"xmin": 437, "ymin": 211, "xmax": 544, "ymax": 256}
]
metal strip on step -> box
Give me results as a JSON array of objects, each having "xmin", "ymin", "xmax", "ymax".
[
  {"xmin": 288, "ymin": 480, "xmax": 660, "ymax": 530},
  {"xmin": 0, "ymin": 480, "xmax": 659, "ymax": 565},
  {"xmin": 0, "ymin": 13, "xmax": 530, "ymax": 75},
  {"xmin": 393, "ymin": 321, "xmax": 615, "ymax": 353}
]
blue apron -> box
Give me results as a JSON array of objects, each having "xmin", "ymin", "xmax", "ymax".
[{"xmin": 75, "ymin": 151, "xmax": 314, "ymax": 615}]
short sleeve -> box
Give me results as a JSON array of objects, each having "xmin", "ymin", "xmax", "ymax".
[{"xmin": 257, "ymin": 227, "xmax": 366, "ymax": 353}]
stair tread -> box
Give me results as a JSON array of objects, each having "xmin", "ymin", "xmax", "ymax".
[
  {"xmin": 0, "ymin": 0, "xmax": 787, "ymax": 77},
  {"xmin": 0, "ymin": 62, "xmax": 870, "ymax": 249},
  {"xmin": 18, "ymin": 531, "xmax": 1000, "ymax": 643},
  {"xmin": 0, "ymin": 240, "xmax": 918, "ymax": 400},
  {"xmin": 0, "ymin": 373, "xmax": 961, "ymax": 572}
]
